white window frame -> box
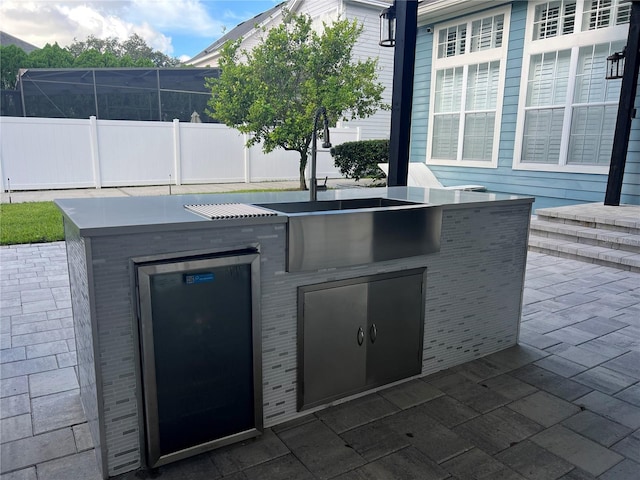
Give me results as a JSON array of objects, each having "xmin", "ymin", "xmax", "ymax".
[
  {"xmin": 427, "ymin": 6, "xmax": 511, "ymax": 169},
  {"xmin": 513, "ymin": 0, "xmax": 629, "ymax": 173}
]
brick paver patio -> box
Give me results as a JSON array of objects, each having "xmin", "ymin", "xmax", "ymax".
[{"xmin": 1, "ymin": 243, "xmax": 639, "ymax": 479}]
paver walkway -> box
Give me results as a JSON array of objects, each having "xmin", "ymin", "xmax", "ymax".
[{"xmin": 1, "ymin": 244, "xmax": 639, "ymax": 479}]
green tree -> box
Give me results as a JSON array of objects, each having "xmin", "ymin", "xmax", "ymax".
[
  {"xmin": 0, "ymin": 45, "xmax": 28, "ymax": 89},
  {"xmin": 67, "ymin": 33, "xmax": 179, "ymax": 67},
  {"xmin": 73, "ymin": 48, "xmax": 107, "ymax": 67},
  {"xmin": 122, "ymin": 34, "xmax": 180, "ymax": 67},
  {"xmin": 1, "ymin": 35, "xmax": 180, "ymax": 84},
  {"xmin": 25, "ymin": 43, "xmax": 74, "ymax": 68},
  {"xmin": 206, "ymin": 12, "xmax": 387, "ymax": 190},
  {"xmin": 67, "ymin": 35, "xmax": 122, "ymax": 58}
]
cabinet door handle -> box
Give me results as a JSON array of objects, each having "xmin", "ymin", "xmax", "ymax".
[
  {"xmin": 357, "ymin": 326, "xmax": 365, "ymax": 346},
  {"xmin": 370, "ymin": 324, "xmax": 377, "ymax": 344}
]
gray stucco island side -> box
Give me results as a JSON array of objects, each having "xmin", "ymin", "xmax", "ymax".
[{"xmin": 55, "ymin": 186, "xmax": 534, "ymax": 479}]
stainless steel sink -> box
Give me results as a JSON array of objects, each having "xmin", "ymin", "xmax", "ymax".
[
  {"xmin": 256, "ymin": 197, "xmax": 420, "ymax": 214},
  {"xmin": 255, "ymin": 197, "xmax": 442, "ymax": 272}
]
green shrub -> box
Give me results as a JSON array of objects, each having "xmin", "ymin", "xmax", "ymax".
[{"xmin": 330, "ymin": 139, "xmax": 389, "ymax": 181}]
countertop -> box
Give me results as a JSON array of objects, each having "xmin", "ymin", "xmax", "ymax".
[{"xmin": 55, "ymin": 186, "xmax": 534, "ymax": 237}]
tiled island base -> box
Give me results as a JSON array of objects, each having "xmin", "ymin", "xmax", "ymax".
[{"xmin": 58, "ymin": 188, "xmax": 532, "ymax": 478}]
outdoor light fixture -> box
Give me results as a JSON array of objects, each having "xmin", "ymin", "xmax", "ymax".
[
  {"xmin": 379, "ymin": 2, "xmax": 396, "ymax": 47},
  {"xmin": 606, "ymin": 47, "xmax": 626, "ymax": 80}
]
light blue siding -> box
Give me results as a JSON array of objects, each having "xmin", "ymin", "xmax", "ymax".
[
  {"xmin": 409, "ymin": 1, "xmax": 640, "ymax": 210},
  {"xmin": 409, "ymin": 25, "xmax": 432, "ymax": 163},
  {"xmin": 622, "ymin": 89, "xmax": 640, "ymax": 203}
]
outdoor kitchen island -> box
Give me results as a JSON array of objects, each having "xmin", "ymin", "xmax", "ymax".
[{"xmin": 56, "ymin": 186, "xmax": 534, "ymax": 479}]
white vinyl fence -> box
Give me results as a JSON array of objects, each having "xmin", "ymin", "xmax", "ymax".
[{"xmin": 0, "ymin": 117, "xmax": 360, "ymax": 191}]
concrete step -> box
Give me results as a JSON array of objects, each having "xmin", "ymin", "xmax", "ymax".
[
  {"xmin": 535, "ymin": 204, "xmax": 640, "ymax": 235},
  {"xmin": 530, "ymin": 218, "xmax": 640, "ymax": 254},
  {"xmin": 528, "ymin": 234, "xmax": 640, "ymax": 273}
]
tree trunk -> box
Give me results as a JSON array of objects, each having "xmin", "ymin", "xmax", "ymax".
[{"xmin": 299, "ymin": 151, "xmax": 308, "ymax": 191}]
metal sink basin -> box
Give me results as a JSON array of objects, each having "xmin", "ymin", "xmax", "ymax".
[
  {"xmin": 255, "ymin": 197, "xmax": 442, "ymax": 272},
  {"xmin": 256, "ymin": 197, "xmax": 419, "ymax": 214}
]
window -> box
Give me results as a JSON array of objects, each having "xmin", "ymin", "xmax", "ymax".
[
  {"xmin": 569, "ymin": 43, "xmax": 621, "ymax": 164},
  {"xmin": 582, "ymin": 0, "xmax": 631, "ymax": 30},
  {"xmin": 515, "ymin": 0, "xmax": 629, "ymax": 172},
  {"xmin": 437, "ymin": 24, "xmax": 467, "ymax": 58},
  {"xmin": 470, "ymin": 14, "xmax": 504, "ymax": 51},
  {"xmin": 429, "ymin": 7, "xmax": 510, "ymax": 167},
  {"xmin": 533, "ymin": 1, "xmax": 577, "ymax": 39},
  {"xmin": 522, "ymin": 51, "xmax": 571, "ymax": 164}
]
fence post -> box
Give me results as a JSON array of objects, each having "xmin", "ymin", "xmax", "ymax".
[
  {"xmin": 0, "ymin": 147, "xmax": 5, "ymax": 193},
  {"xmin": 89, "ymin": 116, "xmax": 102, "ymax": 189},
  {"xmin": 173, "ymin": 119, "xmax": 182, "ymax": 185},
  {"xmin": 243, "ymin": 133, "xmax": 251, "ymax": 183}
]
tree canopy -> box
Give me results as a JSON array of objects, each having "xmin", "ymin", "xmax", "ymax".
[
  {"xmin": 206, "ymin": 12, "xmax": 388, "ymax": 190},
  {"xmin": 0, "ymin": 45, "xmax": 27, "ymax": 89},
  {"xmin": 0, "ymin": 34, "xmax": 180, "ymax": 89}
]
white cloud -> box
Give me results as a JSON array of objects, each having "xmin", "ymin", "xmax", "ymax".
[
  {"xmin": 0, "ymin": 0, "xmax": 222, "ymax": 56},
  {"xmin": 126, "ymin": 0, "xmax": 223, "ymax": 37}
]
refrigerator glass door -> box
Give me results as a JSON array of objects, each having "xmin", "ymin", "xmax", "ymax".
[{"xmin": 137, "ymin": 252, "xmax": 261, "ymax": 467}]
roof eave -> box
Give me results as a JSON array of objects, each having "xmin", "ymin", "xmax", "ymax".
[
  {"xmin": 418, "ymin": 0, "xmax": 498, "ymax": 25},
  {"xmin": 187, "ymin": 1, "xmax": 287, "ymax": 64},
  {"xmin": 344, "ymin": 0, "xmax": 393, "ymax": 8}
]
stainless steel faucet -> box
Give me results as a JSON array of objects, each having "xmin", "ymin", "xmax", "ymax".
[{"xmin": 310, "ymin": 106, "xmax": 332, "ymax": 201}]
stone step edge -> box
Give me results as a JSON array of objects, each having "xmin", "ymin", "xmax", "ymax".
[
  {"xmin": 528, "ymin": 245, "xmax": 640, "ymax": 273},
  {"xmin": 534, "ymin": 212, "xmax": 640, "ymax": 234},
  {"xmin": 528, "ymin": 235, "xmax": 640, "ymax": 269},
  {"xmin": 530, "ymin": 220, "xmax": 640, "ymax": 251}
]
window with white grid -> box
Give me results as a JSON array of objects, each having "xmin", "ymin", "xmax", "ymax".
[
  {"xmin": 514, "ymin": 0, "xmax": 629, "ymax": 172},
  {"xmin": 522, "ymin": 51, "xmax": 571, "ymax": 164},
  {"xmin": 568, "ymin": 42, "xmax": 623, "ymax": 164},
  {"xmin": 533, "ymin": 1, "xmax": 577, "ymax": 39},
  {"xmin": 429, "ymin": 7, "xmax": 510, "ymax": 167},
  {"xmin": 582, "ymin": 0, "xmax": 632, "ymax": 30},
  {"xmin": 437, "ymin": 23, "xmax": 467, "ymax": 58},
  {"xmin": 470, "ymin": 14, "xmax": 504, "ymax": 52}
]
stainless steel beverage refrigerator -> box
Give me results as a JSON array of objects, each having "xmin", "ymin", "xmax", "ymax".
[{"xmin": 134, "ymin": 248, "xmax": 262, "ymax": 468}]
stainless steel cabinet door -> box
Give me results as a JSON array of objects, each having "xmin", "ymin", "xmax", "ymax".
[
  {"xmin": 366, "ymin": 273, "xmax": 425, "ymax": 386},
  {"xmin": 299, "ymin": 283, "xmax": 368, "ymax": 410}
]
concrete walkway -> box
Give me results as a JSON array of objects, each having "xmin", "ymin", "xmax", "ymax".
[
  {"xmin": 1, "ymin": 243, "xmax": 639, "ymax": 479},
  {"xmin": 0, "ymin": 179, "xmax": 374, "ymax": 204}
]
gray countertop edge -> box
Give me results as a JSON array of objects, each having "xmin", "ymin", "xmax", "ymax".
[
  {"xmin": 59, "ymin": 210, "xmax": 289, "ymax": 237},
  {"xmin": 438, "ymin": 198, "xmax": 534, "ymax": 211},
  {"xmin": 56, "ymin": 187, "xmax": 534, "ymax": 238}
]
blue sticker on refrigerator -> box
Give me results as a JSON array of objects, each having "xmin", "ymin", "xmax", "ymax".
[{"xmin": 184, "ymin": 273, "xmax": 215, "ymax": 285}]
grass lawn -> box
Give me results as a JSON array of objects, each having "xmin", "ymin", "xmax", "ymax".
[{"xmin": 0, "ymin": 202, "xmax": 64, "ymax": 245}]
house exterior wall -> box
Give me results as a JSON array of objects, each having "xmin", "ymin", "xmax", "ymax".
[
  {"xmin": 189, "ymin": 0, "xmax": 392, "ymax": 140},
  {"xmin": 626, "ymin": 86, "xmax": 640, "ymax": 201},
  {"xmin": 410, "ymin": 0, "xmax": 640, "ymax": 210},
  {"xmin": 236, "ymin": 9, "xmax": 284, "ymax": 54},
  {"xmin": 297, "ymin": 0, "xmax": 393, "ymax": 139},
  {"xmin": 342, "ymin": 1, "xmax": 394, "ymax": 139}
]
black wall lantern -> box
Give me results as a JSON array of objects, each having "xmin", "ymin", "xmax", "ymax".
[
  {"xmin": 606, "ymin": 47, "xmax": 626, "ymax": 80},
  {"xmin": 379, "ymin": 3, "xmax": 397, "ymax": 47}
]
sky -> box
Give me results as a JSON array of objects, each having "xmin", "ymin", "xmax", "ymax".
[{"xmin": 0, "ymin": 0, "xmax": 282, "ymax": 62}]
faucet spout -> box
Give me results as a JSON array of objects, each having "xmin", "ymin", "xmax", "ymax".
[{"xmin": 310, "ymin": 107, "xmax": 332, "ymax": 201}]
